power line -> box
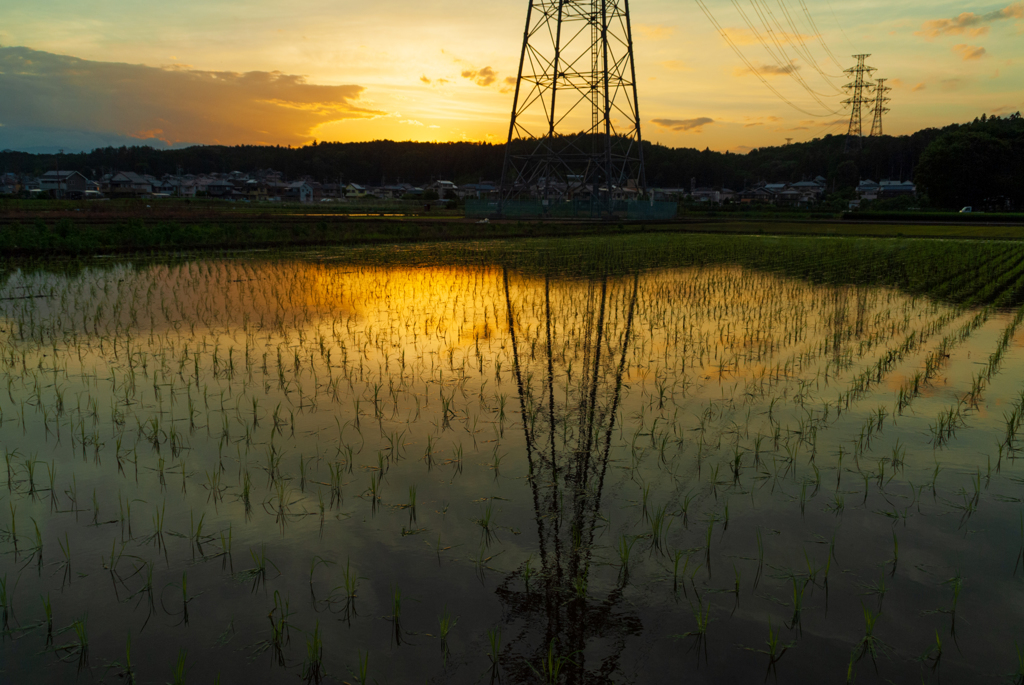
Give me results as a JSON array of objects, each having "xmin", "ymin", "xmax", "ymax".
[
  {"xmin": 797, "ymin": 0, "xmax": 845, "ymax": 71},
  {"xmin": 694, "ymin": 0, "xmax": 838, "ymax": 117},
  {"xmin": 771, "ymin": 0, "xmax": 843, "ymax": 81},
  {"xmin": 823, "ymin": 0, "xmax": 854, "ymax": 49}
]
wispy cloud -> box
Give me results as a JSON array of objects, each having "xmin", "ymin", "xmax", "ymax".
[
  {"xmin": 0, "ymin": 46, "xmax": 382, "ymax": 147},
  {"xmin": 916, "ymin": 2, "xmax": 1024, "ymax": 38},
  {"xmin": 953, "ymin": 44, "xmax": 987, "ymax": 60},
  {"xmin": 651, "ymin": 117, "xmax": 714, "ymax": 133}
]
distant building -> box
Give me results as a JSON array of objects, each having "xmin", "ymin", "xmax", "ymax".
[
  {"xmin": 109, "ymin": 172, "xmax": 154, "ymax": 196},
  {"xmin": 40, "ymin": 170, "xmax": 88, "ymax": 198},
  {"xmin": 286, "ymin": 181, "xmax": 314, "ymax": 203},
  {"xmin": 878, "ymin": 179, "xmax": 917, "ymax": 198},
  {"xmin": 345, "ymin": 183, "xmax": 369, "ymax": 199},
  {"xmin": 431, "ymin": 180, "xmax": 458, "ymax": 199}
]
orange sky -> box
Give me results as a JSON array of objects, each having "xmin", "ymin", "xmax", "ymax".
[{"xmin": 1, "ymin": 1, "xmax": 1022, "ymax": 153}]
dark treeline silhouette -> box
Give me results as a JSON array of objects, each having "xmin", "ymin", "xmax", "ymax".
[{"xmin": 1, "ymin": 113, "xmax": 1020, "ymax": 208}]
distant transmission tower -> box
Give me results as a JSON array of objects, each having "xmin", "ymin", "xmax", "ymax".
[
  {"xmin": 498, "ymin": 0, "xmax": 646, "ymax": 215},
  {"xmin": 869, "ymin": 78, "xmax": 891, "ymax": 137},
  {"xmin": 842, "ymin": 54, "xmax": 875, "ymax": 152}
]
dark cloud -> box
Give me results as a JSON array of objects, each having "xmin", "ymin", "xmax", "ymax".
[
  {"xmin": 0, "ymin": 46, "xmax": 384, "ymax": 150},
  {"xmin": 651, "ymin": 117, "xmax": 714, "ymax": 133},
  {"xmin": 753, "ymin": 63, "xmax": 800, "ymax": 76}
]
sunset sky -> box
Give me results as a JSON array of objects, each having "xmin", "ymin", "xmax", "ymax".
[{"xmin": 1, "ymin": 1, "xmax": 1021, "ymax": 154}]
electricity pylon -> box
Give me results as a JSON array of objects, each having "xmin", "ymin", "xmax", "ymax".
[
  {"xmin": 869, "ymin": 77, "xmax": 891, "ymax": 137},
  {"xmin": 842, "ymin": 54, "xmax": 875, "ymax": 152},
  {"xmin": 499, "ymin": 0, "xmax": 647, "ymax": 215}
]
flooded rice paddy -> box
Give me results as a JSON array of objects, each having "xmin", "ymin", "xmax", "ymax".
[{"xmin": 2, "ymin": 237, "xmax": 1024, "ymax": 684}]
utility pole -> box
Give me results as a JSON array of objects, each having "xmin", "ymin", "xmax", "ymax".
[
  {"xmin": 56, "ymin": 149, "xmax": 64, "ymax": 199},
  {"xmin": 869, "ymin": 78, "xmax": 891, "ymax": 137},
  {"xmin": 842, "ymin": 55, "xmax": 875, "ymax": 152}
]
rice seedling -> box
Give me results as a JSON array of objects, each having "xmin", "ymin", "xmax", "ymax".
[
  {"xmin": 171, "ymin": 648, "xmax": 187, "ymax": 685},
  {"xmin": 354, "ymin": 649, "xmax": 370, "ymax": 685},
  {"xmin": 438, "ymin": 604, "xmax": 457, "ymax": 663},
  {"xmin": 42, "ymin": 593, "xmax": 53, "ymax": 644},
  {"xmin": 302, "ymin": 620, "xmax": 324, "ymax": 684},
  {"xmin": 745, "ymin": 618, "xmax": 794, "ymax": 682}
]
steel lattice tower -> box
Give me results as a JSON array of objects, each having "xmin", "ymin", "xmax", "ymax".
[
  {"xmin": 869, "ymin": 77, "xmax": 891, "ymax": 137},
  {"xmin": 498, "ymin": 0, "xmax": 646, "ymax": 214},
  {"xmin": 842, "ymin": 54, "xmax": 875, "ymax": 152}
]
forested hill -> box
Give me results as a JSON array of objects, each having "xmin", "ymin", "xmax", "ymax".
[{"xmin": 1, "ymin": 112, "xmax": 1020, "ymax": 207}]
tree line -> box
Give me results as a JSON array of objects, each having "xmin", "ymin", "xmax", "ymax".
[{"xmin": 2, "ymin": 112, "xmax": 1020, "ymax": 209}]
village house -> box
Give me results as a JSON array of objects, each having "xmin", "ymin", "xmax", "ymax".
[
  {"xmin": 345, "ymin": 183, "xmax": 369, "ymax": 199},
  {"xmin": 109, "ymin": 172, "xmax": 155, "ymax": 196},
  {"xmin": 40, "ymin": 170, "xmax": 88, "ymax": 198},
  {"xmin": 430, "ymin": 180, "xmax": 458, "ymax": 199},
  {"xmin": 285, "ymin": 181, "xmax": 314, "ymax": 203}
]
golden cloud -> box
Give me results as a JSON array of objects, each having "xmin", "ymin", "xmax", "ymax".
[
  {"xmin": 461, "ymin": 66, "xmax": 498, "ymax": 87},
  {"xmin": 953, "ymin": 44, "xmax": 987, "ymax": 60},
  {"xmin": 0, "ymin": 46, "xmax": 384, "ymax": 146}
]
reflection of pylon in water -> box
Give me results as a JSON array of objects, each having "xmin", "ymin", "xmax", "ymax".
[
  {"xmin": 497, "ymin": 268, "xmax": 642, "ymax": 681},
  {"xmin": 842, "ymin": 54, "xmax": 875, "ymax": 152}
]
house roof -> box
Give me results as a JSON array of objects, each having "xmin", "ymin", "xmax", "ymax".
[
  {"xmin": 42, "ymin": 170, "xmax": 84, "ymax": 179},
  {"xmin": 112, "ymin": 171, "xmax": 151, "ymax": 184}
]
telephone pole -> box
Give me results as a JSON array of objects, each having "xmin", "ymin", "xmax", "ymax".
[
  {"xmin": 842, "ymin": 54, "xmax": 875, "ymax": 152},
  {"xmin": 869, "ymin": 77, "xmax": 891, "ymax": 137}
]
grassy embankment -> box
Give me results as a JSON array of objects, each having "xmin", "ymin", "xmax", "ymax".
[{"xmin": 2, "ymin": 198, "xmax": 1024, "ymax": 256}]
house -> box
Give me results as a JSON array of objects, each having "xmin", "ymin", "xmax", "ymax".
[
  {"xmin": 286, "ymin": 181, "xmax": 314, "ymax": 203},
  {"xmin": 774, "ymin": 188, "xmax": 804, "ymax": 207},
  {"xmin": 0, "ymin": 174, "xmax": 19, "ymax": 195},
  {"xmin": 321, "ymin": 183, "xmax": 345, "ymax": 200},
  {"xmin": 242, "ymin": 180, "xmax": 268, "ymax": 202},
  {"xmin": 878, "ymin": 180, "xmax": 916, "ymax": 198},
  {"xmin": 458, "ymin": 183, "xmax": 497, "ymax": 200},
  {"xmin": 652, "ymin": 188, "xmax": 690, "ymax": 201},
  {"xmin": 40, "ymin": 170, "xmax": 88, "ymax": 198},
  {"xmin": 345, "ymin": 183, "xmax": 369, "ymax": 199},
  {"xmin": 109, "ymin": 172, "xmax": 154, "ymax": 196},
  {"xmin": 789, "ymin": 180, "xmax": 825, "ymax": 203},
  {"xmin": 856, "ymin": 180, "xmax": 881, "ymax": 201},
  {"xmin": 203, "ymin": 179, "xmax": 235, "ymax": 198},
  {"xmin": 718, "ymin": 188, "xmax": 739, "ymax": 203},
  {"xmin": 431, "ymin": 180, "xmax": 458, "ymax": 199},
  {"xmin": 691, "ymin": 187, "xmax": 721, "ymax": 204},
  {"xmin": 739, "ymin": 187, "xmax": 776, "ymax": 204}
]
